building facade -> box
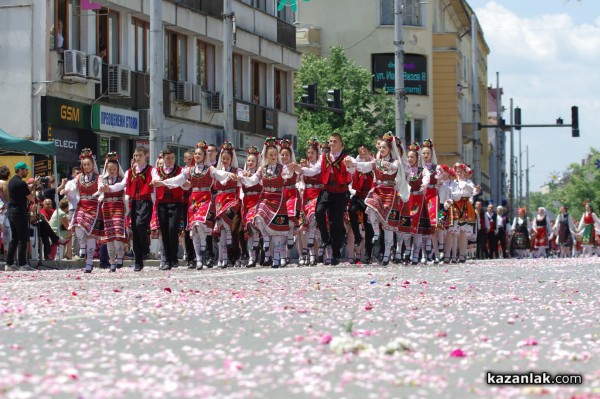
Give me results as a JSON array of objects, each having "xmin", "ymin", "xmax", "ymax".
[
  {"xmin": 296, "ymin": 0, "xmax": 492, "ymax": 197},
  {"xmin": 0, "ymin": 0, "xmax": 299, "ymax": 176}
]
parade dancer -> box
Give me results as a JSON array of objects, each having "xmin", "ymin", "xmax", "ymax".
[
  {"xmin": 240, "ymin": 137, "xmax": 291, "ymax": 268},
  {"xmin": 241, "ymin": 146, "xmax": 262, "ymax": 267},
  {"xmin": 553, "ymin": 205, "xmax": 577, "ymax": 258},
  {"xmin": 449, "ymin": 163, "xmax": 479, "ymax": 263},
  {"xmin": 347, "ymin": 145, "xmax": 375, "ymax": 264},
  {"xmin": 421, "ymin": 139, "xmax": 439, "ymax": 263},
  {"xmin": 300, "ymin": 133, "xmax": 352, "ymax": 265},
  {"xmin": 151, "ymin": 149, "xmax": 185, "ymax": 270},
  {"xmin": 299, "ymin": 138, "xmax": 322, "ymax": 266},
  {"xmin": 511, "ymin": 207, "xmax": 531, "ymax": 259},
  {"xmin": 280, "ymin": 139, "xmax": 302, "ymax": 267},
  {"xmin": 212, "ymin": 141, "xmax": 241, "ymax": 268},
  {"xmin": 346, "ymin": 133, "xmax": 409, "ymax": 266},
  {"xmin": 435, "ymin": 165, "xmax": 457, "ymax": 263},
  {"xmin": 577, "ymin": 202, "xmax": 600, "ymax": 257},
  {"xmin": 98, "ymin": 152, "xmax": 127, "ymax": 272},
  {"xmin": 532, "ymin": 207, "xmax": 552, "ymax": 258},
  {"xmin": 65, "ymin": 148, "xmax": 102, "ymax": 273}
]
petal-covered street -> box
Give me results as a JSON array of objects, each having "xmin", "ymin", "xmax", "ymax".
[{"xmin": 1, "ymin": 259, "xmax": 599, "ymax": 399}]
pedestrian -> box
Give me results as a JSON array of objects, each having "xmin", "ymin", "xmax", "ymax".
[
  {"xmin": 0, "ymin": 166, "xmax": 11, "ymax": 257},
  {"xmin": 511, "ymin": 207, "xmax": 531, "ymax": 259},
  {"xmin": 576, "ymin": 202, "xmax": 600, "ymax": 257},
  {"xmin": 4, "ymin": 162, "xmax": 39, "ymax": 270},
  {"xmin": 301, "ymin": 133, "xmax": 352, "ymax": 266},
  {"xmin": 151, "ymin": 149, "xmax": 185, "ymax": 270},
  {"xmin": 49, "ymin": 198, "xmax": 72, "ymax": 260},
  {"xmin": 495, "ymin": 205, "xmax": 510, "ymax": 258},
  {"xmin": 475, "ymin": 201, "xmax": 489, "ymax": 259},
  {"xmin": 345, "ymin": 133, "xmax": 408, "ymax": 266},
  {"xmin": 552, "ymin": 205, "xmax": 577, "ymax": 258},
  {"xmin": 65, "ymin": 149, "xmax": 103, "ymax": 273},
  {"xmin": 531, "ymin": 207, "xmax": 552, "ymax": 258},
  {"xmin": 298, "ymin": 138, "xmax": 323, "ymax": 266},
  {"xmin": 240, "ymin": 137, "xmax": 291, "ymax": 268}
]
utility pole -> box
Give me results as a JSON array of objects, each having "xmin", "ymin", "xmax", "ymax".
[
  {"xmin": 223, "ymin": 0, "xmax": 234, "ymax": 144},
  {"xmin": 509, "ymin": 98, "xmax": 514, "ymax": 219},
  {"xmin": 526, "ymin": 146, "xmax": 530, "ymax": 214},
  {"xmin": 471, "ymin": 14, "xmax": 481, "ymax": 186},
  {"xmin": 518, "ymin": 122, "xmax": 522, "ymax": 207},
  {"xmin": 495, "ymin": 72, "xmax": 501, "ymax": 205},
  {"xmin": 394, "ymin": 0, "xmax": 405, "ymax": 139},
  {"xmin": 149, "ymin": 0, "xmax": 164, "ymax": 163}
]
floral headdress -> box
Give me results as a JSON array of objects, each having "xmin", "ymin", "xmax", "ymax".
[
  {"xmin": 79, "ymin": 148, "xmax": 99, "ymax": 174},
  {"xmin": 421, "ymin": 139, "xmax": 438, "ymax": 164},
  {"xmin": 196, "ymin": 140, "xmax": 208, "ymax": 151},
  {"xmin": 102, "ymin": 151, "xmax": 124, "ymax": 178},
  {"xmin": 217, "ymin": 140, "xmax": 238, "ymax": 170},
  {"xmin": 279, "ymin": 138, "xmax": 295, "ymax": 164},
  {"xmin": 377, "ymin": 132, "xmax": 409, "ymax": 202},
  {"xmin": 245, "ymin": 145, "xmax": 261, "ymax": 170},
  {"xmin": 261, "ymin": 137, "xmax": 281, "ymax": 165}
]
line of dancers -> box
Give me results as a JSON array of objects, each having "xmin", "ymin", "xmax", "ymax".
[{"xmin": 65, "ymin": 132, "xmax": 488, "ymax": 272}]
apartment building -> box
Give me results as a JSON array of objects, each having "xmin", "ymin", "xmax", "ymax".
[
  {"xmin": 296, "ymin": 0, "xmax": 492, "ymax": 197},
  {"xmin": 0, "ymin": 0, "xmax": 299, "ymax": 176}
]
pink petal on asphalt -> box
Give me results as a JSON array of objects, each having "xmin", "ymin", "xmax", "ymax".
[
  {"xmin": 450, "ymin": 349, "xmax": 466, "ymax": 357},
  {"xmin": 319, "ymin": 333, "xmax": 333, "ymax": 344}
]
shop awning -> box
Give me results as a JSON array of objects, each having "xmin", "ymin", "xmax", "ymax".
[{"xmin": 0, "ymin": 128, "xmax": 56, "ymax": 156}]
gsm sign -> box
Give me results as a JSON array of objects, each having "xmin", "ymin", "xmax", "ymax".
[{"xmin": 60, "ymin": 105, "xmax": 80, "ymax": 122}]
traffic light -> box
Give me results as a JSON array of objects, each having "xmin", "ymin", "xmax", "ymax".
[
  {"xmin": 514, "ymin": 107, "xmax": 521, "ymax": 130},
  {"xmin": 571, "ymin": 106, "xmax": 579, "ymax": 137},
  {"xmin": 301, "ymin": 84, "xmax": 316, "ymax": 104},
  {"xmin": 326, "ymin": 89, "xmax": 341, "ymax": 109}
]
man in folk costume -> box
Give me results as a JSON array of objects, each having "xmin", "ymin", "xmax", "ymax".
[
  {"xmin": 299, "ymin": 133, "xmax": 352, "ymax": 265},
  {"xmin": 485, "ymin": 204, "xmax": 499, "ymax": 259},
  {"xmin": 347, "ymin": 145, "xmax": 375, "ymax": 264},
  {"xmin": 151, "ymin": 148, "xmax": 185, "ymax": 270},
  {"xmin": 475, "ymin": 200, "xmax": 489, "ymax": 259},
  {"xmin": 495, "ymin": 206, "xmax": 510, "ymax": 258},
  {"xmin": 65, "ymin": 148, "xmax": 103, "ymax": 273}
]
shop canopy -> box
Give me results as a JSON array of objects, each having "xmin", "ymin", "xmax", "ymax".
[{"xmin": 0, "ymin": 128, "xmax": 56, "ymax": 156}]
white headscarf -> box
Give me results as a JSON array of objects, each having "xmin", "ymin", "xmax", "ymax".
[
  {"xmin": 381, "ymin": 133, "xmax": 410, "ymax": 202},
  {"xmin": 279, "ymin": 138, "xmax": 296, "ymax": 164},
  {"xmin": 216, "ymin": 141, "xmax": 238, "ymax": 170},
  {"xmin": 101, "ymin": 152, "xmax": 125, "ymax": 179},
  {"xmin": 244, "ymin": 146, "xmax": 262, "ymax": 171},
  {"xmin": 421, "ymin": 139, "xmax": 437, "ymax": 165},
  {"xmin": 79, "ymin": 148, "xmax": 100, "ymax": 175},
  {"xmin": 260, "ymin": 137, "xmax": 282, "ymax": 166},
  {"xmin": 195, "ymin": 141, "xmax": 212, "ymax": 167}
]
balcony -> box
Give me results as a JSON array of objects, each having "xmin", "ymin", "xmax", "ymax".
[
  {"xmin": 232, "ymin": 99, "xmax": 280, "ymax": 136},
  {"xmin": 277, "ymin": 19, "xmax": 296, "ymax": 50},
  {"xmin": 166, "ymin": 0, "xmax": 223, "ymax": 19}
]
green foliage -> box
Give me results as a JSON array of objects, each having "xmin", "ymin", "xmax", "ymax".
[
  {"xmin": 294, "ymin": 46, "xmax": 396, "ymax": 155},
  {"xmin": 529, "ymin": 148, "xmax": 600, "ymax": 218}
]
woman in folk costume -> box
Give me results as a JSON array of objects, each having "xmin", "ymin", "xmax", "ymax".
[
  {"xmin": 345, "ymin": 133, "xmax": 409, "ymax": 266},
  {"xmin": 240, "ymin": 137, "xmax": 292, "ymax": 268},
  {"xmin": 531, "ymin": 207, "xmax": 552, "ymax": 258},
  {"xmin": 552, "ymin": 205, "xmax": 577, "ymax": 258},
  {"xmin": 240, "ymin": 146, "xmax": 263, "ymax": 267},
  {"xmin": 577, "ymin": 202, "xmax": 600, "ymax": 257},
  {"xmin": 149, "ymin": 153, "xmax": 165, "ymax": 265},
  {"xmin": 420, "ymin": 139, "xmax": 440, "ymax": 263},
  {"xmin": 396, "ymin": 142, "xmax": 431, "ymax": 265},
  {"xmin": 511, "ymin": 207, "xmax": 531, "ymax": 259},
  {"xmin": 97, "ymin": 152, "xmax": 128, "ymax": 272},
  {"xmin": 299, "ymin": 137, "xmax": 322, "ymax": 266},
  {"xmin": 279, "ymin": 138, "xmax": 302, "ymax": 266},
  {"xmin": 448, "ymin": 163, "xmax": 479, "ymax": 263},
  {"xmin": 65, "ymin": 148, "xmax": 103, "ymax": 273},
  {"xmin": 435, "ymin": 164, "xmax": 459, "ymax": 263}
]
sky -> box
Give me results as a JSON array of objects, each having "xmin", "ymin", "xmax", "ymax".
[{"xmin": 467, "ymin": 0, "xmax": 600, "ymax": 191}]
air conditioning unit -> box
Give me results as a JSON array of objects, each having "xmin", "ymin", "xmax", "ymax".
[
  {"xmin": 207, "ymin": 91, "xmax": 223, "ymax": 112},
  {"xmin": 86, "ymin": 54, "xmax": 102, "ymax": 82},
  {"xmin": 63, "ymin": 50, "xmax": 87, "ymax": 83},
  {"xmin": 107, "ymin": 64, "xmax": 131, "ymax": 97},
  {"xmin": 138, "ymin": 109, "xmax": 149, "ymax": 135},
  {"xmin": 174, "ymin": 82, "xmax": 200, "ymax": 106}
]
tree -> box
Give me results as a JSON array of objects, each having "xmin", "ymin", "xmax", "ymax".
[{"xmin": 294, "ymin": 46, "xmax": 396, "ymax": 155}]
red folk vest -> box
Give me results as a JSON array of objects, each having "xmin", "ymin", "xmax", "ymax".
[
  {"xmin": 352, "ymin": 170, "xmax": 374, "ymax": 199},
  {"xmin": 155, "ymin": 165, "xmax": 185, "ymax": 204},
  {"xmin": 125, "ymin": 164, "xmax": 154, "ymax": 201},
  {"xmin": 320, "ymin": 153, "xmax": 351, "ymax": 193}
]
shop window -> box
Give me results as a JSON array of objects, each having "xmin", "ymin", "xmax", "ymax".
[
  {"xmin": 133, "ymin": 18, "xmax": 149, "ymax": 72},
  {"xmin": 165, "ymin": 30, "xmax": 187, "ymax": 81},
  {"xmin": 99, "ymin": 136, "xmax": 120, "ymax": 173},
  {"xmin": 197, "ymin": 40, "xmax": 215, "ymax": 91},
  {"xmin": 380, "ymin": 0, "xmax": 421, "ymax": 26},
  {"xmin": 251, "ymin": 60, "xmax": 266, "ymax": 106},
  {"xmin": 97, "ymin": 8, "xmax": 120, "ymax": 64},
  {"xmin": 274, "ymin": 69, "xmax": 288, "ymax": 112},
  {"xmin": 404, "ymin": 118, "xmax": 424, "ymax": 146},
  {"xmin": 233, "ymin": 53, "xmax": 243, "ymax": 100}
]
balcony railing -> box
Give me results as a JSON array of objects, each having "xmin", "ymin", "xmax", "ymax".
[
  {"xmin": 277, "ymin": 19, "xmax": 296, "ymax": 50},
  {"xmin": 166, "ymin": 0, "xmax": 223, "ymax": 19}
]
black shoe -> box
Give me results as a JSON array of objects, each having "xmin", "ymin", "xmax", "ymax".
[
  {"xmin": 317, "ymin": 255, "xmax": 324, "ymax": 263},
  {"xmin": 263, "ymin": 259, "xmax": 272, "ymax": 267},
  {"xmin": 171, "ymin": 261, "xmax": 179, "ymax": 268},
  {"xmin": 159, "ymin": 263, "xmax": 171, "ymax": 271},
  {"xmin": 99, "ymin": 262, "xmax": 110, "ymax": 269},
  {"xmin": 187, "ymin": 261, "xmax": 195, "ymax": 269},
  {"xmin": 247, "ymin": 260, "xmax": 256, "ymax": 268},
  {"xmin": 84, "ymin": 264, "xmax": 93, "ymax": 273},
  {"xmin": 411, "ymin": 261, "xmax": 418, "ymax": 265},
  {"xmin": 271, "ymin": 261, "xmax": 280, "ymax": 269},
  {"xmin": 363, "ymin": 255, "xmax": 372, "ymax": 265},
  {"xmin": 382, "ymin": 257, "xmax": 390, "ymax": 266},
  {"xmin": 134, "ymin": 264, "xmax": 144, "ymax": 272},
  {"xmin": 330, "ymin": 258, "xmax": 339, "ymax": 266},
  {"xmin": 393, "ymin": 257, "xmax": 402, "ymax": 265},
  {"xmin": 116, "ymin": 262, "xmax": 124, "ymax": 269},
  {"xmin": 110, "ymin": 264, "xmax": 117, "ymax": 272},
  {"xmin": 324, "ymin": 258, "xmax": 332, "ymax": 266}
]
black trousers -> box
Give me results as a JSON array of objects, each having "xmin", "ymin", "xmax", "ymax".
[
  {"xmin": 476, "ymin": 229, "xmax": 488, "ymax": 259},
  {"xmin": 158, "ymin": 202, "xmax": 183, "ymax": 264},
  {"xmin": 182, "ymin": 205, "xmax": 195, "ymax": 262},
  {"xmin": 497, "ymin": 228, "xmax": 508, "ymax": 258},
  {"xmin": 6, "ymin": 208, "xmax": 30, "ymax": 266},
  {"xmin": 487, "ymin": 231, "xmax": 499, "ymax": 259},
  {"xmin": 316, "ymin": 190, "xmax": 349, "ymax": 259},
  {"xmin": 37, "ymin": 218, "xmax": 60, "ymax": 257},
  {"xmin": 348, "ymin": 195, "xmax": 374, "ymax": 257},
  {"xmin": 130, "ymin": 199, "xmax": 152, "ymax": 266}
]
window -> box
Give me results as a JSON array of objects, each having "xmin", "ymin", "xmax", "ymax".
[
  {"xmin": 167, "ymin": 146, "xmax": 188, "ymax": 166},
  {"xmin": 197, "ymin": 40, "xmax": 216, "ymax": 91},
  {"xmin": 380, "ymin": 0, "xmax": 421, "ymax": 26},
  {"xmin": 251, "ymin": 60, "xmax": 266, "ymax": 106},
  {"xmin": 274, "ymin": 69, "xmax": 288, "ymax": 111},
  {"xmin": 132, "ymin": 18, "xmax": 149, "ymax": 72},
  {"xmin": 233, "ymin": 53, "xmax": 243, "ymax": 100},
  {"xmin": 165, "ymin": 30, "xmax": 187, "ymax": 81},
  {"xmin": 99, "ymin": 136, "xmax": 120, "ymax": 174},
  {"xmin": 98, "ymin": 9, "xmax": 120, "ymax": 64},
  {"xmin": 69, "ymin": 0, "xmax": 80, "ymax": 50},
  {"xmin": 52, "ymin": 0, "xmax": 76, "ymax": 50},
  {"xmin": 404, "ymin": 118, "xmax": 424, "ymax": 145},
  {"xmin": 277, "ymin": 3, "xmax": 293, "ymax": 23},
  {"xmin": 255, "ymin": 0, "xmax": 267, "ymax": 12}
]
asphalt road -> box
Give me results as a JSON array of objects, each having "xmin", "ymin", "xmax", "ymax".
[{"xmin": 0, "ymin": 258, "xmax": 599, "ymax": 399}]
